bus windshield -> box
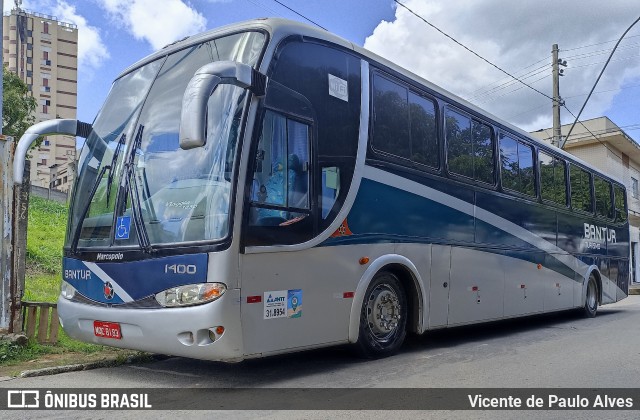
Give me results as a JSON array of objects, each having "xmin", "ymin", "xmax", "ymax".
[{"xmin": 67, "ymin": 31, "xmax": 266, "ymax": 250}]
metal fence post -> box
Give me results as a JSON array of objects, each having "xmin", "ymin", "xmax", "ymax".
[
  {"xmin": 11, "ymin": 160, "xmax": 30, "ymax": 332},
  {"xmin": 0, "ymin": 135, "xmax": 14, "ymax": 332}
]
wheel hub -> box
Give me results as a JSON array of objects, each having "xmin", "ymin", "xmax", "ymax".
[{"xmin": 366, "ymin": 285, "xmax": 401, "ymax": 339}]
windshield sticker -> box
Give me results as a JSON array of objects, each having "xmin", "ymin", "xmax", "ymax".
[
  {"xmin": 264, "ymin": 289, "xmax": 303, "ymax": 319},
  {"xmin": 328, "ymin": 74, "xmax": 348, "ymax": 102},
  {"xmin": 115, "ymin": 216, "xmax": 131, "ymax": 240}
]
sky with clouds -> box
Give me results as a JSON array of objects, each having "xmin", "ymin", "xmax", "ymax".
[{"xmin": 3, "ymin": 0, "xmax": 640, "ymax": 141}]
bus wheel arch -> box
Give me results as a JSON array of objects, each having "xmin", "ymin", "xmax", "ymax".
[
  {"xmin": 348, "ymin": 255, "xmax": 425, "ymax": 348},
  {"xmin": 383, "ymin": 264, "xmax": 422, "ymax": 335}
]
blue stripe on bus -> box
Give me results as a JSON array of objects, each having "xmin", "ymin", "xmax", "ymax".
[
  {"xmin": 320, "ymin": 177, "xmax": 601, "ymax": 283},
  {"xmin": 63, "ymin": 253, "xmax": 208, "ymax": 303}
]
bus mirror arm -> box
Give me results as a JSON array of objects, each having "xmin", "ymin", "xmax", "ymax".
[
  {"xmin": 13, "ymin": 119, "xmax": 93, "ymax": 185},
  {"xmin": 179, "ymin": 61, "xmax": 266, "ymax": 150}
]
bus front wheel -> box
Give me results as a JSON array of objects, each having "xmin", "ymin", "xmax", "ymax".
[
  {"xmin": 354, "ymin": 271, "xmax": 407, "ymax": 359},
  {"xmin": 583, "ymin": 274, "xmax": 598, "ymax": 318}
]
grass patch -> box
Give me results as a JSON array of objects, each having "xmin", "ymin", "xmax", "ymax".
[
  {"xmin": 1, "ymin": 196, "xmax": 118, "ymax": 369},
  {"xmin": 22, "ymin": 272, "xmax": 60, "ymax": 302},
  {"xmin": 26, "ymin": 196, "xmax": 67, "ymax": 278},
  {"xmin": 0, "ymin": 339, "xmax": 52, "ymax": 364}
]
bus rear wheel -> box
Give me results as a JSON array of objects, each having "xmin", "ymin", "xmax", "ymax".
[
  {"xmin": 583, "ymin": 274, "xmax": 598, "ymax": 318},
  {"xmin": 354, "ymin": 271, "xmax": 407, "ymax": 359}
]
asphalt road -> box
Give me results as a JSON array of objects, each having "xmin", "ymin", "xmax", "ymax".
[{"xmin": 3, "ymin": 295, "xmax": 640, "ymax": 419}]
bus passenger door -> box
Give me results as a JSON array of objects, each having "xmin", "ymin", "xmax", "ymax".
[{"xmin": 429, "ymin": 245, "xmax": 451, "ymax": 327}]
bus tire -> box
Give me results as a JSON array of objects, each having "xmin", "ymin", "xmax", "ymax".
[
  {"xmin": 354, "ymin": 271, "xmax": 407, "ymax": 359},
  {"xmin": 583, "ymin": 274, "xmax": 598, "ymax": 318}
]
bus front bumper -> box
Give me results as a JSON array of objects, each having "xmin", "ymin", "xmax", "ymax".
[{"xmin": 57, "ymin": 288, "xmax": 244, "ymax": 362}]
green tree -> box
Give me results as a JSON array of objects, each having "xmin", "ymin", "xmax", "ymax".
[{"xmin": 2, "ymin": 65, "xmax": 37, "ymax": 140}]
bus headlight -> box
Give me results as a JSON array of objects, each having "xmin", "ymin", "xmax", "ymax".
[
  {"xmin": 60, "ymin": 280, "xmax": 76, "ymax": 300},
  {"xmin": 155, "ymin": 283, "xmax": 226, "ymax": 307}
]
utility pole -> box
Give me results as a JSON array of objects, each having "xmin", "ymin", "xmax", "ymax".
[{"xmin": 551, "ymin": 44, "xmax": 567, "ymax": 147}]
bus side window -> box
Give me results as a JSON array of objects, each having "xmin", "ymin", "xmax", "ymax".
[
  {"xmin": 570, "ymin": 164, "xmax": 593, "ymax": 213},
  {"xmin": 539, "ymin": 151, "xmax": 567, "ymax": 205},
  {"xmin": 614, "ymin": 185, "xmax": 627, "ymax": 223},
  {"xmin": 321, "ymin": 166, "xmax": 340, "ymax": 219},
  {"xmin": 594, "ymin": 175, "xmax": 613, "ymax": 219},
  {"xmin": 499, "ymin": 134, "xmax": 535, "ymax": 197}
]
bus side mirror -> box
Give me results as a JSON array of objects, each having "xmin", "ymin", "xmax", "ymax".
[
  {"xmin": 179, "ymin": 61, "xmax": 266, "ymax": 150},
  {"xmin": 13, "ymin": 119, "xmax": 92, "ymax": 184}
]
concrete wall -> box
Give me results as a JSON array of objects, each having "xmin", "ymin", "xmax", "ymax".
[{"xmin": 30, "ymin": 185, "xmax": 67, "ymax": 203}]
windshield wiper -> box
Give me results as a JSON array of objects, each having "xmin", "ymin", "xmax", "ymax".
[
  {"xmin": 106, "ymin": 133, "xmax": 126, "ymax": 204},
  {"xmin": 70, "ymin": 133, "xmax": 126, "ymax": 254},
  {"xmin": 122, "ymin": 125, "xmax": 152, "ymax": 253}
]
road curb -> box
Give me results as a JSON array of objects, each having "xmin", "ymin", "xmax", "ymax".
[{"xmin": 19, "ymin": 353, "xmax": 168, "ymax": 378}]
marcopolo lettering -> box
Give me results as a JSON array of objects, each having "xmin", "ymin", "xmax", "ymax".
[
  {"xmin": 96, "ymin": 253, "xmax": 124, "ymax": 261},
  {"xmin": 583, "ymin": 223, "xmax": 616, "ymax": 243}
]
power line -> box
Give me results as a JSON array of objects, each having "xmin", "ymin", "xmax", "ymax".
[
  {"xmin": 569, "ymin": 55, "xmax": 640, "ymax": 70},
  {"xmin": 392, "ymin": 0, "xmax": 556, "ymax": 103},
  {"xmin": 564, "ymin": 82, "xmax": 640, "ymax": 100},
  {"xmin": 467, "ymin": 54, "xmax": 551, "ymax": 97},
  {"xmin": 474, "ymin": 74, "xmax": 551, "ymax": 105},
  {"xmin": 561, "ymin": 34, "xmax": 640, "ymax": 52},
  {"xmin": 245, "ymin": 0, "xmax": 281, "ymax": 17},
  {"xmin": 562, "ymin": 15, "xmax": 640, "ymax": 148},
  {"xmin": 270, "ymin": 0, "xmax": 327, "ymax": 31},
  {"xmin": 561, "ymin": 104, "xmax": 627, "ymax": 160},
  {"xmin": 468, "ymin": 64, "xmax": 551, "ymax": 102},
  {"xmin": 563, "ymin": 42, "xmax": 640, "ymax": 61}
]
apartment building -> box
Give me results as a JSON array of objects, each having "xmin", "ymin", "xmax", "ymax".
[
  {"xmin": 3, "ymin": 7, "xmax": 78, "ymax": 193},
  {"xmin": 531, "ymin": 117, "xmax": 640, "ymax": 284}
]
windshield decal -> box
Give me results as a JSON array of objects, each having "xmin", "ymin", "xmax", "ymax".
[{"xmin": 115, "ymin": 216, "xmax": 131, "ymax": 240}]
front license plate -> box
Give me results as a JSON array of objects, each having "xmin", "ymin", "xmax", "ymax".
[{"xmin": 93, "ymin": 320, "xmax": 122, "ymax": 339}]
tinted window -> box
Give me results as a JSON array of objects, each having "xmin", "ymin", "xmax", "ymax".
[
  {"xmin": 570, "ymin": 164, "xmax": 593, "ymax": 213},
  {"xmin": 372, "ymin": 74, "xmax": 438, "ymax": 168},
  {"xmin": 594, "ymin": 175, "xmax": 613, "ymax": 219},
  {"xmin": 373, "ymin": 75, "xmax": 409, "ymax": 158},
  {"xmin": 473, "ymin": 120, "xmax": 494, "ymax": 184},
  {"xmin": 446, "ymin": 109, "xmax": 494, "ymax": 183},
  {"xmin": 539, "ymin": 151, "xmax": 567, "ymax": 205},
  {"xmin": 615, "ymin": 185, "xmax": 627, "ymax": 222},
  {"xmin": 499, "ymin": 134, "xmax": 534, "ymax": 196},
  {"xmin": 409, "ymin": 92, "xmax": 438, "ymax": 167},
  {"xmin": 446, "ymin": 110, "xmax": 473, "ymax": 178}
]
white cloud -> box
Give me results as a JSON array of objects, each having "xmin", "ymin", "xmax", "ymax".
[
  {"xmin": 98, "ymin": 0, "xmax": 207, "ymax": 51},
  {"xmin": 53, "ymin": 1, "xmax": 110, "ymax": 71},
  {"xmin": 364, "ymin": 0, "xmax": 640, "ymax": 131}
]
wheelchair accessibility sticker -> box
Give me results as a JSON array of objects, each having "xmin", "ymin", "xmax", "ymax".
[{"xmin": 115, "ymin": 216, "xmax": 131, "ymax": 240}]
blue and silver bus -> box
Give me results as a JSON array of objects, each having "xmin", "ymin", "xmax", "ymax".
[{"xmin": 14, "ymin": 18, "xmax": 629, "ymax": 361}]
